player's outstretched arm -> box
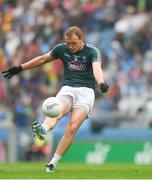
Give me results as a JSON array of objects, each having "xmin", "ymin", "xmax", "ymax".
[
  {"xmin": 92, "ymin": 61, "xmax": 109, "ymax": 93},
  {"xmin": 2, "ymin": 53, "xmax": 55, "ymax": 79}
]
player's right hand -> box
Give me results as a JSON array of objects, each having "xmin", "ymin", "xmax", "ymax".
[{"xmin": 2, "ymin": 65, "xmax": 22, "ymax": 79}]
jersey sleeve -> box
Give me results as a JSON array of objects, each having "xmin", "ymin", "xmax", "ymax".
[
  {"xmin": 90, "ymin": 47, "xmax": 101, "ymax": 63},
  {"xmin": 50, "ymin": 44, "xmax": 62, "ymax": 59}
]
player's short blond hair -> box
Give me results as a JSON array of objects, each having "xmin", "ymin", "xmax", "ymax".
[{"xmin": 64, "ymin": 26, "xmax": 83, "ymax": 40}]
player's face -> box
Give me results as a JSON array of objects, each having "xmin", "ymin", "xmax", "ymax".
[{"xmin": 65, "ymin": 34, "xmax": 83, "ymax": 53}]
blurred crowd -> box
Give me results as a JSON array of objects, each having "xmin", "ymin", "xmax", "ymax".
[{"xmin": 0, "ymin": 0, "xmax": 152, "ymax": 129}]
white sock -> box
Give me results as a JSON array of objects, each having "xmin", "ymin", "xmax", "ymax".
[
  {"xmin": 41, "ymin": 124, "xmax": 50, "ymax": 132},
  {"xmin": 49, "ymin": 153, "xmax": 62, "ymax": 167}
]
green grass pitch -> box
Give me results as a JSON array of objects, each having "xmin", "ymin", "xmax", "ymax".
[{"xmin": 0, "ymin": 162, "xmax": 152, "ymax": 179}]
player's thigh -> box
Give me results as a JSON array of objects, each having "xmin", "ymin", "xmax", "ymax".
[
  {"xmin": 66, "ymin": 108, "xmax": 88, "ymax": 133},
  {"xmin": 74, "ymin": 87, "xmax": 95, "ymax": 116},
  {"xmin": 58, "ymin": 96, "xmax": 72, "ymax": 117}
]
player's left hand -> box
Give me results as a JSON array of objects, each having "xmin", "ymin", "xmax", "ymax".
[{"xmin": 99, "ymin": 82, "xmax": 109, "ymax": 93}]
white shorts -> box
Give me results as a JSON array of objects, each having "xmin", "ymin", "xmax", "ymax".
[{"xmin": 56, "ymin": 86, "xmax": 95, "ymax": 116}]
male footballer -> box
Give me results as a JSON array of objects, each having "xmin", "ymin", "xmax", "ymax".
[{"xmin": 2, "ymin": 26, "xmax": 109, "ymax": 172}]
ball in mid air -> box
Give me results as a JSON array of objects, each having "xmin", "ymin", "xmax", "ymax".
[{"xmin": 42, "ymin": 97, "xmax": 62, "ymax": 117}]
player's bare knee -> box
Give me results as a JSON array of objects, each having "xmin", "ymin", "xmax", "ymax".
[
  {"xmin": 68, "ymin": 122, "xmax": 78, "ymax": 134},
  {"xmin": 64, "ymin": 125, "xmax": 77, "ymax": 138},
  {"xmin": 71, "ymin": 124, "xmax": 78, "ymax": 134}
]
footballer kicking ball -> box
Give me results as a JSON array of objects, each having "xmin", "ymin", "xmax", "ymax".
[{"xmin": 42, "ymin": 97, "xmax": 62, "ymax": 117}]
